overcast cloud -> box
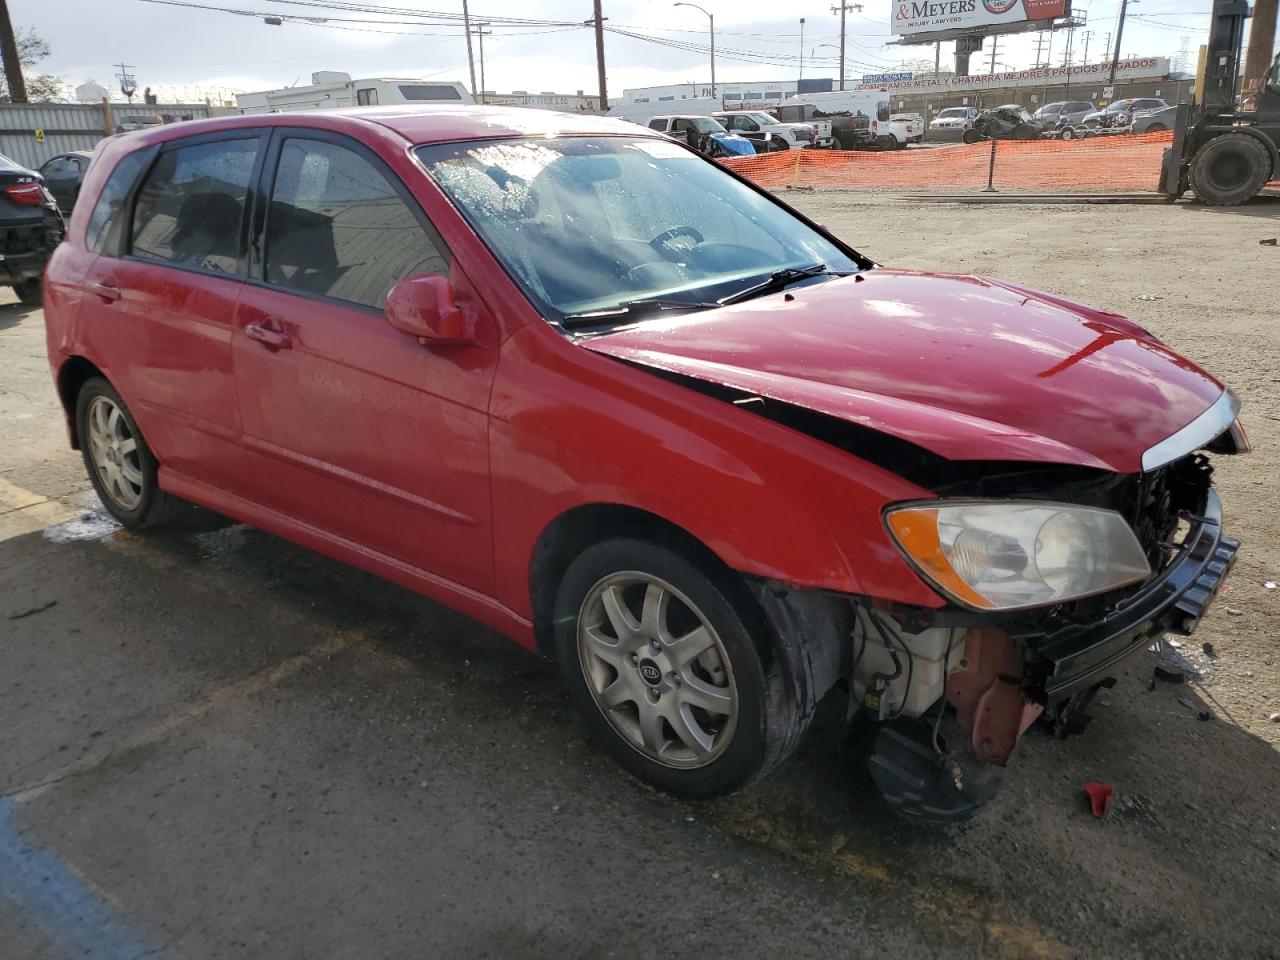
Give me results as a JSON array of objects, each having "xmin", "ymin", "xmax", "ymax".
[{"xmin": 24, "ymin": 0, "xmax": 1223, "ymax": 102}]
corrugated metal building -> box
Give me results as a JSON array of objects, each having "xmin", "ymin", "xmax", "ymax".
[{"xmin": 0, "ymin": 102, "xmax": 231, "ymax": 170}]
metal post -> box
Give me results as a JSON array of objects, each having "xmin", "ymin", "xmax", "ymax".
[
  {"xmin": 983, "ymin": 137, "xmax": 998, "ymax": 192},
  {"xmin": 709, "ymin": 13, "xmax": 715, "ymax": 98},
  {"xmin": 593, "ymin": 0, "xmax": 608, "ymax": 112},
  {"xmin": 475, "ymin": 22, "xmax": 490, "ymax": 104},
  {"xmin": 462, "ymin": 0, "xmax": 478, "ymax": 102},
  {"xmin": 1108, "ymin": 2, "xmax": 1129, "ymax": 85},
  {"xmin": 799, "ymin": 18, "xmax": 805, "ymax": 81}
]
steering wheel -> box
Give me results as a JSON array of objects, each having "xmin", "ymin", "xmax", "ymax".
[{"xmin": 649, "ymin": 226, "xmax": 704, "ymax": 260}]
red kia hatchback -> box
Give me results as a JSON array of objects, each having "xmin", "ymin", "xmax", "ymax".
[{"xmin": 45, "ymin": 107, "xmax": 1246, "ymax": 823}]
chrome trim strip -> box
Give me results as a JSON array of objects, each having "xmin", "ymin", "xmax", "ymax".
[{"xmin": 1141, "ymin": 389, "xmax": 1239, "ymax": 471}]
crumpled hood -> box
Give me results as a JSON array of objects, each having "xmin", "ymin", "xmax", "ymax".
[{"xmin": 581, "ymin": 270, "xmax": 1225, "ymax": 474}]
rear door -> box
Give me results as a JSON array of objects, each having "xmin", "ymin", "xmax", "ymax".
[
  {"xmin": 77, "ymin": 132, "xmax": 263, "ymax": 492},
  {"xmin": 39, "ymin": 156, "xmax": 81, "ymax": 213},
  {"xmin": 232, "ymin": 129, "xmax": 497, "ymax": 591}
]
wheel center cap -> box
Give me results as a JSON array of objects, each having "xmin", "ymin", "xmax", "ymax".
[{"xmin": 637, "ymin": 658, "xmax": 663, "ymax": 687}]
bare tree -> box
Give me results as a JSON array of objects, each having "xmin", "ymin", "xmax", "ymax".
[{"xmin": 0, "ymin": 28, "xmax": 65, "ymax": 102}]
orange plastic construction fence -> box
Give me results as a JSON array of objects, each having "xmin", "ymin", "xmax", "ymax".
[{"xmin": 722, "ymin": 131, "xmax": 1188, "ymax": 193}]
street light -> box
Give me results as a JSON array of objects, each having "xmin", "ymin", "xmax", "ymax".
[
  {"xmin": 673, "ymin": 2, "xmax": 715, "ymax": 98},
  {"xmin": 799, "ymin": 18, "xmax": 806, "ymax": 81},
  {"xmin": 818, "ymin": 42, "xmax": 845, "ymax": 87}
]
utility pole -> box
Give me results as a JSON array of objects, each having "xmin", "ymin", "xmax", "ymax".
[
  {"xmin": 1108, "ymin": 0, "xmax": 1130, "ymax": 84},
  {"xmin": 1081, "ymin": 30, "xmax": 1094, "ymax": 66},
  {"xmin": 988, "ymin": 36, "xmax": 1000, "ymax": 75},
  {"xmin": 1244, "ymin": 0, "xmax": 1278, "ymax": 90},
  {"xmin": 673, "ymin": 3, "xmax": 715, "ymax": 97},
  {"xmin": 473, "ymin": 22, "xmax": 491, "ymax": 103},
  {"xmin": 0, "ymin": 0, "xmax": 28, "ymax": 103},
  {"xmin": 830, "ymin": 3, "xmax": 864, "ymax": 92},
  {"xmin": 462, "ymin": 0, "xmax": 478, "ymax": 102},
  {"xmin": 934, "ymin": 40, "xmax": 941, "ymax": 78},
  {"xmin": 1033, "ymin": 32, "xmax": 1048, "ymax": 67},
  {"xmin": 592, "ymin": 0, "xmax": 607, "ymax": 112},
  {"xmin": 799, "ymin": 18, "xmax": 805, "ymax": 81}
]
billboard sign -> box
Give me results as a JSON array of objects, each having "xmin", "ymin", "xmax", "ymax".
[
  {"xmin": 852, "ymin": 57, "xmax": 1168, "ymax": 93},
  {"xmin": 892, "ymin": 0, "xmax": 1069, "ymax": 36},
  {"xmin": 863, "ymin": 72, "xmax": 914, "ymax": 84}
]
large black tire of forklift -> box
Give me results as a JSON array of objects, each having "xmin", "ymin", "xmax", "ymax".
[{"xmin": 1188, "ymin": 132, "xmax": 1273, "ymax": 206}]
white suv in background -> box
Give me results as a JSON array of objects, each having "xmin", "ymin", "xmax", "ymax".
[{"xmin": 712, "ymin": 111, "xmax": 813, "ymax": 151}]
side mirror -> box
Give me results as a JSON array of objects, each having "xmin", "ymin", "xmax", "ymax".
[{"xmin": 385, "ymin": 274, "xmax": 474, "ymax": 346}]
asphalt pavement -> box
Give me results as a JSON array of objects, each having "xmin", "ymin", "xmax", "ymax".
[{"xmin": 2, "ymin": 283, "xmax": 1278, "ymax": 960}]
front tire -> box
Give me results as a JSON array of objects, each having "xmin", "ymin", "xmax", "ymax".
[
  {"xmin": 554, "ymin": 538, "xmax": 805, "ymax": 799},
  {"xmin": 1188, "ymin": 133, "xmax": 1271, "ymax": 206},
  {"xmin": 75, "ymin": 377, "xmax": 187, "ymax": 529}
]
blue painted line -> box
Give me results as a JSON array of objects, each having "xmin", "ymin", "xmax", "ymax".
[{"xmin": 0, "ymin": 797, "xmax": 154, "ymax": 960}]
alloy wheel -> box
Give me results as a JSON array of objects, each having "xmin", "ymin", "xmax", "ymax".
[
  {"xmin": 577, "ymin": 572, "xmax": 738, "ymax": 769},
  {"xmin": 86, "ymin": 395, "xmax": 143, "ymax": 510}
]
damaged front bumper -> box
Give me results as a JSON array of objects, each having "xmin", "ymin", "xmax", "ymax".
[{"xmin": 1021, "ymin": 488, "xmax": 1239, "ymax": 701}]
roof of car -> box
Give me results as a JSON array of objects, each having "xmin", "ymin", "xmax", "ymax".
[{"xmin": 118, "ymin": 105, "xmax": 654, "ymax": 149}]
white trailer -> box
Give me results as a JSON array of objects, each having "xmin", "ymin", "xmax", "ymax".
[
  {"xmin": 236, "ymin": 72, "xmax": 473, "ymax": 114},
  {"xmin": 782, "ymin": 89, "xmax": 894, "ymax": 148}
]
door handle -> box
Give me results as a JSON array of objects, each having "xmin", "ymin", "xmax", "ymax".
[
  {"xmin": 90, "ymin": 281, "xmax": 120, "ymax": 303},
  {"xmin": 244, "ymin": 322, "xmax": 293, "ymax": 351}
]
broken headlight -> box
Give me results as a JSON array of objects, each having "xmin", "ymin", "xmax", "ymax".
[{"xmin": 885, "ymin": 501, "xmax": 1152, "ymax": 611}]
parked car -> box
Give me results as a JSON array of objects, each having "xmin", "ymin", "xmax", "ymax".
[
  {"xmin": 45, "ymin": 107, "xmax": 1246, "ymax": 825},
  {"xmin": 645, "ymin": 115, "xmax": 755, "ymax": 157},
  {"xmin": 38, "ymin": 150, "xmax": 94, "ymax": 215},
  {"xmin": 930, "ymin": 106, "xmax": 979, "ymax": 131},
  {"xmin": 1033, "ymin": 100, "xmax": 1094, "ymax": 126},
  {"xmin": 0, "ymin": 152, "xmax": 64, "ymax": 305},
  {"xmin": 1131, "ymin": 104, "xmax": 1179, "ymax": 133},
  {"xmin": 1082, "ymin": 98, "xmax": 1170, "ymax": 128},
  {"xmin": 963, "ymin": 105, "xmax": 1047, "ymax": 142},
  {"xmin": 712, "ymin": 110, "xmax": 812, "ymax": 150}
]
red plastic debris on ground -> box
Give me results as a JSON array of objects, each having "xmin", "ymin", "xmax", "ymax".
[{"xmin": 1083, "ymin": 781, "xmax": 1114, "ymax": 818}]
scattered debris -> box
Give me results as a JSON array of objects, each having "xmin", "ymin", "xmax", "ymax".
[
  {"xmin": 1202, "ymin": 642, "xmax": 1216, "ymax": 658},
  {"xmin": 1166, "ymin": 638, "xmax": 1183, "ymax": 649},
  {"xmin": 1154, "ymin": 662, "xmax": 1188, "ymax": 684},
  {"xmin": 1264, "ymin": 581, "xmax": 1277, "ymax": 591},
  {"xmin": 1083, "ymin": 781, "xmax": 1113, "ymax": 818},
  {"xmin": 1225, "ymin": 606, "xmax": 1243, "ymax": 616},
  {"xmin": 1261, "ymin": 238, "xmax": 1278, "ymax": 246},
  {"xmin": 1269, "ymin": 712, "xmax": 1280, "ymax": 723},
  {"xmin": 1198, "ymin": 710, "xmax": 1212, "ymax": 722},
  {"xmin": 1136, "ymin": 294, "xmax": 1164, "ymax": 301},
  {"xmin": 1178, "ymin": 697, "xmax": 1196, "ymax": 710},
  {"xmin": 7, "ymin": 600, "xmax": 57, "ymax": 621}
]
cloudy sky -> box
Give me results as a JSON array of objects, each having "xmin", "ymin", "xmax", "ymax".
[{"xmin": 22, "ymin": 0, "xmax": 1221, "ymax": 102}]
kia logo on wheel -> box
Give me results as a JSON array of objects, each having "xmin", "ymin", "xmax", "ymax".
[{"xmin": 638, "ymin": 660, "xmax": 662, "ymax": 686}]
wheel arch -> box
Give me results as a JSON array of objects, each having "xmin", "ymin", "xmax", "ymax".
[
  {"xmin": 56, "ymin": 355, "xmax": 107, "ymax": 449},
  {"xmin": 528, "ymin": 502, "xmax": 733, "ymax": 659},
  {"xmin": 1196, "ymin": 126, "xmax": 1279, "ymax": 180}
]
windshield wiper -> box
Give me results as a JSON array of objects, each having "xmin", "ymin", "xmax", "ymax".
[
  {"xmin": 562, "ymin": 298, "xmax": 720, "ymax": 327},
  {"xmin": 718, "ymin": 263, "xmax": 843, "ymax": 306}
]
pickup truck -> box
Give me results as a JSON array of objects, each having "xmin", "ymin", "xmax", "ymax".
[
  {"xmin": 890, "ymin": 113, "xmax": 924, "ymax": 147},
  {"xmin": 712, "ymin": 111, "xmax": 814, "ymax": 151},
  {"xmin": 771, "ymin": 103, "xmax": 837, "ymax": 148}
]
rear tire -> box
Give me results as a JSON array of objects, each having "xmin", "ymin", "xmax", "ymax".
[
  {"xmin": 13, "ymin": 278, "xmax": 41, "ymax": 306},
  {"xmin": 1188, "ymin": 133, "xmax": 1272, "ymax": 206},
  {"xmin": 962, "ymin": 128, "xmax": 982, "ymax": 145},
  {"xmin": 75, "ymin": 377, "xmax": 188, "ymax": 529},
  {"xmin": 1145, "ymin": 123, "xmax": 1167, "ymax": 133},
  {"xmin": 553, "ymin": 538, "xmax": 809, "ymax": 799}
]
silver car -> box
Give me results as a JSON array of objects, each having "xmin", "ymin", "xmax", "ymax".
[
  {"xmin": 1034, "ymin": 100, "xmax": 1094, "ymax": 126},
  {"xmin": 1131, "ymin": 104, "xmax": 1179, "ymax": 133}
]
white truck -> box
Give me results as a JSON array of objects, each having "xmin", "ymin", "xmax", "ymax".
[
  {"xmin": 236, "ymin": 72, "xmax": 473, "ymax": 114},
  {"xmin": 711, "ymin": 111, "xmax": 817, "ymax": 150},
  {"xmin": 781, "ymin": 90, "xmax": 894, "ymax": 149}
]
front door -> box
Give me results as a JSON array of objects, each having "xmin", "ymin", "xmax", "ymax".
[{"xmin": 232, "ymin": 131, "xmax": 497, "ymax": 592}]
